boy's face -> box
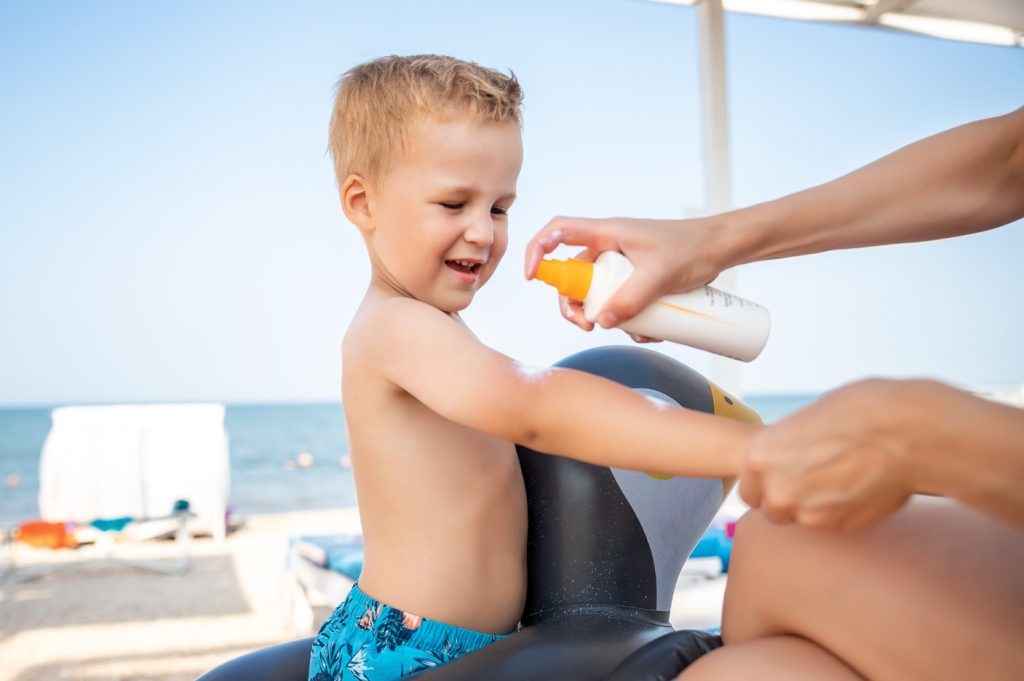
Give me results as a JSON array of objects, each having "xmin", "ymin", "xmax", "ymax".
[{"xmin": 364, "ymin": 114, "xmax": 523, "ymax": 312}]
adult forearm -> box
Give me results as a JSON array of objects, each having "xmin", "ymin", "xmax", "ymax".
[
  {"xmin": 900, "ymin": 382, "xmax": 1024, "ymax": 528},
  {"xmin": 722, "ymin": 107, "xmax": 1024, "ymax": 267}
]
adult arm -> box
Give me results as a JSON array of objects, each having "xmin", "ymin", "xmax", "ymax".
[
  {"xmin": 726, "ymin": 106, "xmax": 1024, "ymax": 262},
  {"xmin": 526, "ymin": 106, "xmax": 1024, "ymax": 328}
]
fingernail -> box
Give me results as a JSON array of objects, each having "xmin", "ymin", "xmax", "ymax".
[{"xmin": 598, "ymin": 312, "xmax": 618, "ymax": 328}]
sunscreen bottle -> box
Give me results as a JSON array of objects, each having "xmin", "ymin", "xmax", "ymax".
[{"xmin": 535, "ymin": 251, "xmax": 770, "ymax": 361}]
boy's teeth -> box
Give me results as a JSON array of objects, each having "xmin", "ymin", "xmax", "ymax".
[{"xmin": 447, "ymin": 259, "xmax": 483, "ymax": 274}]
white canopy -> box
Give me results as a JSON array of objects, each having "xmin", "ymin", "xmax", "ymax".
[{"xmin": 651, "ymin": 0, "xmax": 1024, "ymax": 47}]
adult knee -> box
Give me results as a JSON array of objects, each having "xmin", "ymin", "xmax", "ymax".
[{"xmin": 720, "ymin": 511, "xmax": 797, "ymax": 643}]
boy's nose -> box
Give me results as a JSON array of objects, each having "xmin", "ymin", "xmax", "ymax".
[{"xmin": 464, "ymin": 216, "xmax": 495, "ymax": 246}]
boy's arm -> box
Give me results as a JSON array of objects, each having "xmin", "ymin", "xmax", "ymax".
[{"xmin": 359, "ymin": 299, "xmax": 752, "ymax": 478}]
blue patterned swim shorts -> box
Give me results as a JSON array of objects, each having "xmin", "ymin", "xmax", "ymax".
[{"xmin": 308, "ymin": 583, "xmax": 508, "ymax": 680}]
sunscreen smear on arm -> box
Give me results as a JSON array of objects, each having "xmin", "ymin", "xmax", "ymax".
[{"xmin": 535, "ymin": 251, "xmax": 770, "ymax": 361}]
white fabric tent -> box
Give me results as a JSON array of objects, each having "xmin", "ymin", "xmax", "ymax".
[
  {"xmin": 39, "ymin": 403, "xmax": 230, "ymax": 541},
  {"xmin": 683, "ymin": 1, "xmax": 1024, "ymax": 47},
  {"xmin": 648, "ymin": 0, "xmax": 1022, "ymax": 394}
]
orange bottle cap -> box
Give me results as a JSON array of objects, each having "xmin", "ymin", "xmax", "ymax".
[{"xmin": 534, "ymin": 259, "xmax": 594, "ymax": 301}]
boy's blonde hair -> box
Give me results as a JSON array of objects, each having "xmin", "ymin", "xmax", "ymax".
[{"xmin": 328, "ymin": 54, "xmax": 523, "ymax": 185}]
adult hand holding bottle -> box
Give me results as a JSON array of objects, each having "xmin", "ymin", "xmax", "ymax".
[{"xmin": 524, "ymin": 216, "xmax": 729, "ymax": 333}]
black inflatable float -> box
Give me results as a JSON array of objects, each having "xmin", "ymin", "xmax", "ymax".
[{"xmin": 196, "ymin": 346, "xmax": 760, "ymax": 681}]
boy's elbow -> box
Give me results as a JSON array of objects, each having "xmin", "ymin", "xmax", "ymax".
[
  {"xmin": 516, "ymin": 424, "xmax": 542, "ymax": 449},
  {"xmin": 506, "ymin": 390, "xmax": 547, "ymax": 449}
]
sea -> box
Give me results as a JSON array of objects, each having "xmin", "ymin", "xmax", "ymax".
[{"xmin": 0, "ymin": 396, "xmax": 816, "ymax": 529}]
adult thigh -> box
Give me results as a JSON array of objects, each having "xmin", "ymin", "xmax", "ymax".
[
  {"xmin": 678, "ymin": 635, "xmax": 863, "ymax": 681},
  {"xmin": 721, "ymin": 499, "xmax": 1024, "ymax": 681}
]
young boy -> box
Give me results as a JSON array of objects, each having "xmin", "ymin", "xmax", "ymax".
[{"xmin": 311, "ymin": 54, "xmax": 754, "ymax": 679}]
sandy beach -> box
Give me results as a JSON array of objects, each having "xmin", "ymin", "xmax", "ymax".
[
  {"xmin": 0, "ymin": 508, "xmax": 361, "ymax": 681},
  {"xmin": 0, "ymin": 506, "xmax": 728, "ymax": 681}
]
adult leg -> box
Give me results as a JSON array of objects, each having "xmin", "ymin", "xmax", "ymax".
[
  {"xmin": 682, "ymin": 498, "xmax": 1024, "ymax": 681},
  {"xmin": 679, "ymin": 635, "xmax": 863, "ymax": 680}
]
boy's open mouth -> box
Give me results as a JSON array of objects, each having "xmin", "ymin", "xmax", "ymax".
[{"xmin": 445, "ymin": 259, "xmax": 482, "ymax": 275}]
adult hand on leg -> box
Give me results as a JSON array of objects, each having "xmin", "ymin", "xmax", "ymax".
[
  {"xmin": 739, "ymin": 378, "xmax": 1024, "ymax": 532},
  {"xmin": 739, "ymin": 379, "xmax": 916, "ymax": 531}
]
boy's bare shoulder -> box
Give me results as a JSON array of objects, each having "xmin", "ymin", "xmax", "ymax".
[{"xmin": 344, "ymin": 297, "xmax": 466, "ymax": 357}]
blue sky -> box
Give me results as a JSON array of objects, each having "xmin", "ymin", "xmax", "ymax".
[{"xmin": 1, "ymin": 0, "xmax": 1022, "ymax": 405}]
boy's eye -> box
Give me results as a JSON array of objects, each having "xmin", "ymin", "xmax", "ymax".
[
  {"xmin": 440, "ymin": 202, "xmax": 464, "ymax": 210},
  {"xmin": 491, "ymin": 206, "xmax": 509, "ymax": 216}
]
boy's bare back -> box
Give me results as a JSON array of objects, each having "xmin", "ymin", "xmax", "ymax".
[
  {"xmin": 328, "ymin": 56, "xmax": 530, "ymax": 636},
  {"xmin": 343, "ymin": 299, "xmax": 526, "ymax": 635}
]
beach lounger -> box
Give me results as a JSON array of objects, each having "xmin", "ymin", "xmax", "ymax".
[
  {"xmin": 1, "ymin": 500, "xmax": 195, "ymax": 583},
  {"xmin": 282, "ymin": 532, "xmax": 364, "ymax": 632}
]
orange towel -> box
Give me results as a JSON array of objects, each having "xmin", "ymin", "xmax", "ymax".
[{"xmin": 14, "ymin": 520, "xmax": 79, "ymax": 549}]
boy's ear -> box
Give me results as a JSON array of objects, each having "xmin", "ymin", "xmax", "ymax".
[{"xmin": 340, "ymin": 174, "xmax": 374, "ymax": 234}]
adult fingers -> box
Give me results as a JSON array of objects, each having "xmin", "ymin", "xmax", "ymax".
[
  {"xmin": 834, "ymin": 489, "xmax": 911, "ymax": 533},
  {"xmin": 746, "ymin": 442, "xmax": 798, "ymax": 525},
  {"xmin": 560, "ymin": 296, "xmax": 593, "ymax": 331},
  {"xmin": 795, "ymin": 505, "xmax": 845, "ymax": 532},
  {"xmin": 573, "ymin": 247, "xmax": 598, "ymax": 264},
  {"xmin": 759, "ymin": 489, "xmax": 797, "ymax": 525},
  {"xmin": 524, "ymin": 216, "xmax": 619, "ymax": 279},
  {"xmin": 627, "ymin": 333, "xmax": 661, "ymax": 343},
  {"xmin": 739, "ymin": 428, "xmax": 774, "ymax": 509},
  {"xmin": 760, "ymin": 504, "xmax": 796, "ymax": 526},
  {"xmin": 738, "ymin": 465, "xmax": 763, "ymax": 510},
  {"xmin": 553, "ymin": 248, "xmax": 597, "ymax": 330},
  {"xmin": 596, "ymin": 266, "xmax": 670, "ymax": 328}
]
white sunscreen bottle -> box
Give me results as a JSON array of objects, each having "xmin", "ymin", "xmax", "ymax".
[{"xmin": 534, "ymin": 251, "xmax": 770, "ymax": 361}]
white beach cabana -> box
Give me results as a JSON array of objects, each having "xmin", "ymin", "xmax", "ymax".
[
  {"xmin": 647, "ymin": 0, "xmax": 1024, "ymax": 393},
  {"xmin": 39, "ymin": 403, "xmax": 230, "ymax": 541}
]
